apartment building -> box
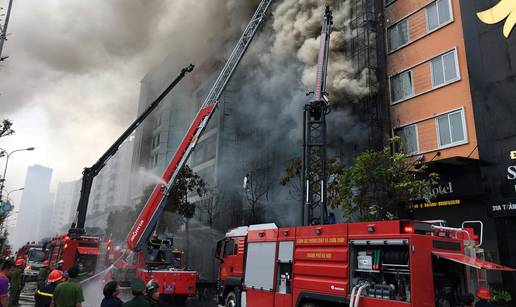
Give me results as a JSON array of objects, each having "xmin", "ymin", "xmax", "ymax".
[{"xmin": 385, "ymin": 0, "xmax": 516, "ymax": 290}]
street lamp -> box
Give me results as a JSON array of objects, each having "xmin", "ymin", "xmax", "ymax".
[
  {"xmin": 6, "ymin": 187, "xmax": 23, "ymax": 200},
  {"xmin": 0, "ymin": 147, "xmax": 35, "ymax": 201}
]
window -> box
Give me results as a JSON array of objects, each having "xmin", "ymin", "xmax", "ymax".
[
  {"xmin": 426, "ymin": 0, "xmax": 452, "ymax": 31},
  {"xmin": 152, "ymin": 154, "xmax": 159, "ymax": 167},
  {"xmin": 395, "ymin": 125, "xmax": 419, "ymax": 154},
  {"xmin": 390, "ymin": 70, "xmax": 414, "ymax": 103},
  {"xmin": 431, "ymin": 50, "xmax": 459, "ymax": 87},
  {"xmin": 436, "ymin": 110, "xmax": 466, "ymax": 147},
  {"xmin": 388, "ymin": 19, "xmax": 409, "ymax": 51},
  {"xmin": 223, "ymin": 239, "xmax": 235, "ymax": 256}
]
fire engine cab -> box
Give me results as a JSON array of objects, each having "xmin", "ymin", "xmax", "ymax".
[
  {"xmin": 216, "ymin": 220, "xmax": 515, "ymax": 307},
  {"xmin": 47, "ymin": 233, "xmax": 100, "ymax": 275}
]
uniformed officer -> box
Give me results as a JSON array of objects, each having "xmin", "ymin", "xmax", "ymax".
[
  {"xmin": 37, "ymin": 260, "xmax": 50, "ymax": 290},
  {"xmin": 144, "ymin": 280, "xmax": 160, "ymax": 307},
  {"xmin": 52, "ymin": 266, "xmax": 84, "ymax": 307},
  {"xmin": 9, "ymin": 258, "xmax": 25, "ymax": 307},
  {"xmin": 34, "ymin": 270, "xmax": 63, "ymax": 307},
  {"xmin": 123, "ymin": 279, "xmax": 150, "ymax": 307}
]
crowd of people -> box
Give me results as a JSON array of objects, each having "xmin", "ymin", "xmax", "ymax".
[{"xmin": 0, "ymin": 258, "xmax": 162, "ymax": 307}]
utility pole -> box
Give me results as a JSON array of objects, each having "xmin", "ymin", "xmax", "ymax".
[{"xmin": 0, "ymin": 0, "xmax": 14, "ymax": 62}]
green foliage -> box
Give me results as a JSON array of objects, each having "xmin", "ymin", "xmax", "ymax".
[
  {"xmin": 0, "ymin": 120, "xmax": 14, "ymax": 139},
  {"xmin": 490, "ymin": 289, "xmax": 512, "ymax": 304},
  {"xmin": 166, "ymin": 165, "xmax": 206, "ymax": 219},
  {"xmin": 338, "ymin": 137, "xmax": 439, "ymax": 221}
]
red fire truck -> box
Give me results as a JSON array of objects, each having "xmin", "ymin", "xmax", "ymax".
[
  {"xmin": 112, "ymin": 0, "xmax": 275, "ymax": 302},
  {"xmin": 216, "ymin": 220, "xmax": 515, "ymax": 307},
  {"xmin": 47, "ymin": 234, "xmax": 100, "ymax": 275}
]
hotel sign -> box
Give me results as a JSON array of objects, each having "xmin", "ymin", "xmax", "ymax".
[{"xmin": 490, "ymin": 150, "xmax": 516, "ymax": 215}]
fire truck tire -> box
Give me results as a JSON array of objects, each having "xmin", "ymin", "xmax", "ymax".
[{"xmin": 225, "ymin": 289, "xmax": 240, "ymax": 307}]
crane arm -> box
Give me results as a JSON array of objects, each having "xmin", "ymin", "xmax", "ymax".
[
  {"xmin": 69, "ymin": 64, "xmax": 195, "ymax": 233},
  {"xmin": 127, "ymin": 0, "xmax": 274, "ymax": 252}
]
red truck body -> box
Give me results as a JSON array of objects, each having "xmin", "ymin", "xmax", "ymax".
[
  {"xmin": 111, "ymin": 249, "xmax": 196, "ymax": 301},
  {"xmin": 216, "ymin": 220, "xmax": 515, "ymax": 307},
  {"xmin": 47, "ymin": 234, "xmax": 100, "ymax": 275}
]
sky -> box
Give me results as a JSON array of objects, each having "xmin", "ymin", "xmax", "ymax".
[{"xmin": 0, "ymin": 0, "xmax": 253, "ymax": 209}]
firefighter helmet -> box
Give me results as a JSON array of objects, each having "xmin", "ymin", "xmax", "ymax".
[
  {"xmin": 476, "ymin": 287, "xmax": 491, "ymax": 300},
  {"xmin": 42, "ymin": 260, "xmax": 50, "ymax": 267},
  {"xmin": 145, "ymin": 279, "xmax": 160, "ymax": 295},
  {"xmin": 48, "ymin": 269, "xmax": 63, "ymax": 283},
  {"xmin": 15, "ymin": 258, "xmax": 25, "ymax": 266}
]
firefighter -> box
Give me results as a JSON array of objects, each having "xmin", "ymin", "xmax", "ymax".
[
  {"xmin": 144, "ymin": 280, "xmax": 160, "ymax": 307},
  {"xmin": 37, "ymin": 260, "xmax": 50, "ymax": 290},
  {"xmin": 34, "ymin": 269, "xmax": 63, "ymax": 307},
  {"xmin": 148, "ymin": 232, "xmax": 163, "ymax": 250},
  {"xmin": 123, "ymin": 279, "xmax": 150, "ymax": 307},
  {"xmin": 8, "ymin": 259, "xmax": 25, "ymax": 307},
  {"xmin": 475, "ymin": 287, "xmax": 494, "ymax": 307}
]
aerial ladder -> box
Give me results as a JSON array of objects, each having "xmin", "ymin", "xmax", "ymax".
[
  {"xmin": 45, "ymin": 65, "xmax": 194, "ymax": 273},
  {"xmin": 302, "ymin": 6, "xmax": 333, "ymax": 226},
  {"xmin": 126, "ymin": 0, "xmax": 274, "ymax": 252}
]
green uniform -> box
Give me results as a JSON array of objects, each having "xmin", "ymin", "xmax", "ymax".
[
  {"xmin": 53, "ymin": 279, "xmax": 84, "ymax": 307},
  {"xmin": 123, "ymin": 296, "xmax": 150, "ymax": 307},
  {"xmin": 8, "ymin": 267, "xmax": 22, "ymax": 307},
  {"xmin": 37, "ymin": 267, "xmax": 50, "ymax": 289}
]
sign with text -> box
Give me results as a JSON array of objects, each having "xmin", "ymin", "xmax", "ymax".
[{"xmin": 489, "ymin": 149, "xmax": 516, "ymax": 216}]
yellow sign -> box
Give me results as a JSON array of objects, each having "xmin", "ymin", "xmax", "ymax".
[
  {"xmin": 306, "ymin": 252, "xmax": 332, "ymax": 259},
  {"xmin": 297, "ymin": 237, "xmax": 345, "ymax": 244},
  {"xmin": 409, "ymin": 199, "xmax": 461, "ymax": 209},
  {"xmin": 477, "ymin": 0, "xmax": 516, "ymax": 38},
  {"xmin": 511, "ymin": 151, "xmax": 516, "ymax": 160}
]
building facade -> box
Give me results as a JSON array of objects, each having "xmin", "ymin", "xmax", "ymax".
[
  {"xmin": 13, "ymin": 164, "xmax": 53, "ymax": 249},
  {"xmin": 52, "ymin": 180, "xmax": 81, "ymax": 235},
  {"xmin": 385, "ymin": 0, "xmax": 516, "ymax": 291},
  {"xmin": 89, "ymin": 137, "xmax": 134, "ymax": 216}
]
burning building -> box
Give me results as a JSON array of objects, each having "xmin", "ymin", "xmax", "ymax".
[{"xmin": 131, "ymin": 0, "xmax": 388, "ymax": 283}]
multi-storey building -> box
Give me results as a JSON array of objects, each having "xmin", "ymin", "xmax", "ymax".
[
  {"xmin": 385, "ymin": 0, "xmax": 516, "ymax": 290},
  {"xmin": 52, "ymin": 180, "xmax": 81, "ymax": 234},
  {"xmin": 89, "ymin": 136, "xmax": 134, "ymax": 216},
  {"xmin": 13, "ymin": 164, "xmax": 53, "ymax": 249}
]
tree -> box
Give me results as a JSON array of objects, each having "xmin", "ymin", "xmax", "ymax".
[
  {"xmin": 165, "ymin": 165, "xmax": 206, "ymax": 219},
  {"xmin": 338, "ymin": 137, "xmax": 439, "ymax": 221},
  {"xmin": 280, "ymin": 157, "xmax": 345, "ymax": 208},
  {"xmin": 197, "ymin": 187, "xmax": 223, "ymax": 229},
  {"xmin": 243, "ymin": 162, "xmax": 273, "ymax": 223},
  {"xmin": 0, "ymin": 120, "xmax": 14, "ymax": 139},
  {"xmin": 105, "ymin": 165, "xmax": 206, "ymax": 242}
]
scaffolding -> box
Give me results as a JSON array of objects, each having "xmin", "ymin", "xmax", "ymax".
[{"xmin": 347, "ymin": 0, "xmax": 387, "ymax": 150}]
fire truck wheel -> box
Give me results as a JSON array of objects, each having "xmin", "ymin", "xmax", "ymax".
[{"xmin": 225, "ymin": 289, "xmax": 240, "ymax": 307}]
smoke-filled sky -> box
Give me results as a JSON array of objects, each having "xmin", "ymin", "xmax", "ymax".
[
  {"xmin": 0, "ymin": 0, "xmax": 374, "ymax": 220},
  {"xmin": 0, "ymin": 0, "xmax": 262, "ymax": 207}
]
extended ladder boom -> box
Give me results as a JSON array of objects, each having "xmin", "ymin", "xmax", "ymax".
[
  {"xmin": 302, "ymin": 6, "xmax": 333, "ymax": 226},
  {"xmin": 127, "ymin": 0, "xmax": 274, "ymax": 251}
]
